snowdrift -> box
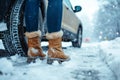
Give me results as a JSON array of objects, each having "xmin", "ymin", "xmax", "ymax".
[{"xmin": 99, "ymin": 37, "xmax": 120, "ymax": 80}]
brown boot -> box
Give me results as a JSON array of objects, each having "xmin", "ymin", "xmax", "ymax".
[
  {"xmin": 25, "ymin": 30, "xmax": 46, "ymax": 63},
  {"xmin": 46, "ymin": 30, "xmax": 70, "ymax": 64}
]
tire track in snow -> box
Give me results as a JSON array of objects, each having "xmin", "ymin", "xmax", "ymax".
[{"xmin": 64, "ymin": 43, "xmax": 116, "ymax": 80}]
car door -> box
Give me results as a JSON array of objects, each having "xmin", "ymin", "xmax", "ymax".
[{"xmin": 62, "ymin": 0, "xmax": 81, "ymax": 34}]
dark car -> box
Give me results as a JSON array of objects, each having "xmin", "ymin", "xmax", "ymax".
[{"xmin": 0, "ymin": 0, "xmax": 82, "ymax": 57}]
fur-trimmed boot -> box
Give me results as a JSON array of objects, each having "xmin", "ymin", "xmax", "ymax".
[
  {"xmin": 25, "ymin": 30, "xmax": 46, "ymax": 63},
  {"xmin": 46, "ymin": 30, "xmax": 70, "ymax": 64}
]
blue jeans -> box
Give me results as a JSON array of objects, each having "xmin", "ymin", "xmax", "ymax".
[{"xmin": 25, "ymin": 0, "xmax": 63, "ymax": 33}]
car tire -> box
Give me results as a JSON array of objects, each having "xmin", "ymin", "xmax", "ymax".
[
  {"xmin": 0, "ymin": 49, "xmax": 9, "ymax": 57},
  {"xmin": 72, "ymin": 25, "xmax": 82, "ymax": 48},
  {"xmin": 1, "ymin": 0, "xmax": 44, "ymax": 57},
  {"xmin": 1, "ymin": 0, "xmax": 26, "ymax": 57}
]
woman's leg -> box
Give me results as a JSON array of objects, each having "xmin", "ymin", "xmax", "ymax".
[
  {"xmin": 47, "ymin": 0, "xmax": 63, "ymax": 33},
  {"xmin": 25, "ymin": 0, "xmax": 39, "ymax": 32},
  {"xmin": 25, "ymin": 0, "xmax": 46, "ymax": 63},
  {"xmin": 46, "ymin": 0, "xmax": 70, "ymax": 64}
]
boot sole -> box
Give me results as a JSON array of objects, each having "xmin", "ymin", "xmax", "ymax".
[
  {"xmin": 27, "ymin": 56, "xmax": 46, "ymax": 63},
  {"xmin": 47, "ymin": 57, "xmax": 70, "ymax": 64}
]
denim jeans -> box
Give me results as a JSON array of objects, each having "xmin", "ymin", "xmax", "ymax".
[{"xmin": 25, "ymin": 0, "xmax": 63, "ymax": 33}]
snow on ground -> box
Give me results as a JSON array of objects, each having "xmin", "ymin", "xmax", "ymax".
[
  {"xmin": 1, "ymin": 38, "xmax": 120, "ymax": 80},
  {"xmin": 0, "ymin": 22, "xmax": 7, "ymax": 31},
  {"xmin": 99, "ymin": 37, "xmax": 120, "ymax": 80},
  {"xmin": 0, "ymin": 40, "xmax": 4, "ymax": 49}
]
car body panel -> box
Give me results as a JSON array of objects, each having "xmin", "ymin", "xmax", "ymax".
[{"xmin": 62, "ymin": 5, "xmax": 81, "ymax": 34}]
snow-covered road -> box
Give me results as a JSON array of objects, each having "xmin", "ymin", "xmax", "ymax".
[
  {"xmin": 0, "ymin": 41, "xmax": 117, "ymax": 80},
  {"xmin": 0, "ymin": 0, "xmax": 120, "ymax": 79},
  {"xmin": 64, "ymin": 43, "xmax": 115, "ymax": 80}
]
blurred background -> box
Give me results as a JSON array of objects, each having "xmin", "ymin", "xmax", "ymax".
[{"xmin": 70, "ymin": 0, "xmax": 120, "ymax": 42}]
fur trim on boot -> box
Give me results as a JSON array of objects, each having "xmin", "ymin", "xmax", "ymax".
[
  {"xmin": 25, "ymin": 30, "xmax": 41, "ymax": 38},
  {"xmin": 46, "ymin": 30, "xmax": 63, "ymax": 39}
]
